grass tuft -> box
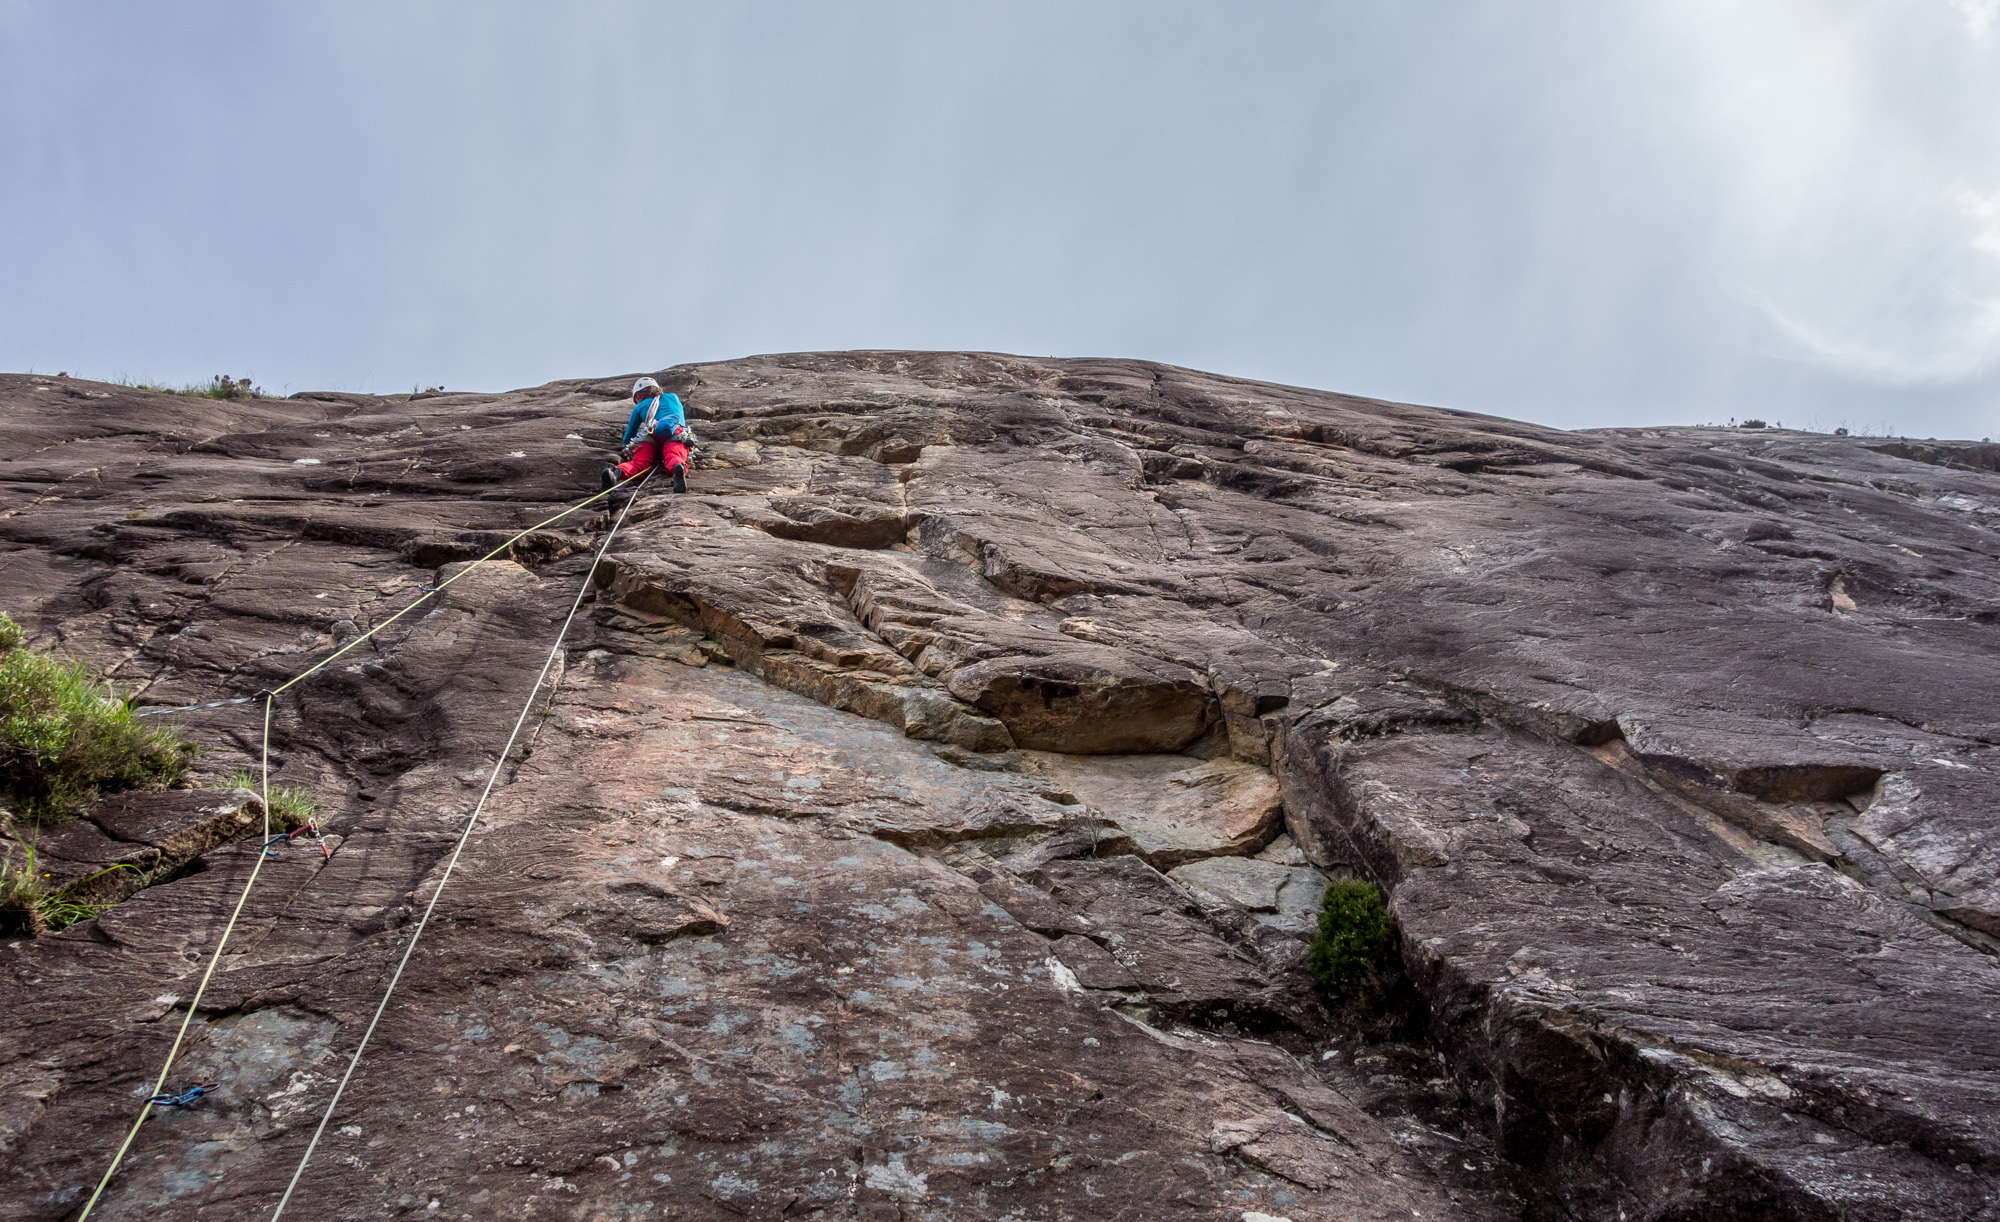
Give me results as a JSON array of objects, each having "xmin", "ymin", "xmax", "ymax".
[
  {"xmin": 119, "ymin": 374, "xmax": 265, "ymax": 399},
  {"xmin": 0, "ymin": 840, "xmax": 136, "ymax": 935},
  {"xmin": 222, "ymin": 769, "xmax": 319, "ymax": 828},
  {"xmin": 0, "ymin": 613, "xmax": 196, "ymax": 820},
  {"xmin": 0, "ymin": 841, "xmax": 49, "ymax": 936}
]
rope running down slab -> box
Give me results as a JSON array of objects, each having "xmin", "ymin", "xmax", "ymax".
[
  {"xmin": 269, "ymin": 472, "xmax": 650, "ymax": 1217},
  {"xmin": 75, "ymin": 475, "xmax": 645, "ymax": 1221}
]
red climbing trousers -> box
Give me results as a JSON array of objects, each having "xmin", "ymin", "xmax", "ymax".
[{"xmin": 615, "ymin": 438, "xmax": 689, "ymax": 482}]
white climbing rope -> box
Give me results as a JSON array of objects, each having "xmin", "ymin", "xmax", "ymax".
[
  {"xmin": 268, "ymin": 472, "xmax": 650, "ymax": 1218},
  {"xmin": 77, "ymin": 476, "xmax": 645, "ymax": 1221}
]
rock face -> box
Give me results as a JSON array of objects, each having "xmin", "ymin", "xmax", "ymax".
[{"xmin": 0, "ymin": 353, "xmax": 1995, "ymax": 1221}]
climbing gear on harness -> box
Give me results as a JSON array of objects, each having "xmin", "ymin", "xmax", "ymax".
[
  {"xmin": 623, "ymin": 389, "xmax": 686, "ymax": 449},
  {"xmin": 148, "ymin": 1084, "xmax": 218, "ymax": 1109},
  {"xmin": 82, "ymin": 474, "xmax": 644, "ymax": 1216},
  {"xmin": 269, "ymin": 470, "xmax": 653, "ymax": 1218}
]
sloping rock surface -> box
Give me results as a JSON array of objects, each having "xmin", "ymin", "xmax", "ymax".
[{"xmin": 0, "ymin": 354, "xmax": 1995, "ymax": 1221}]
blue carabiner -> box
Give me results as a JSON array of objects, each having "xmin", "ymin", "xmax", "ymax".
[{"xmin": 148, "ymin": 1083, "xmax": 218, "ymax": 1109}]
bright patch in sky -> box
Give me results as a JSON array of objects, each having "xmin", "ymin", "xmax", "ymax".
[{"xmin": 1955, "ymin": 0, "xmax": 2000, "ymax": 39}]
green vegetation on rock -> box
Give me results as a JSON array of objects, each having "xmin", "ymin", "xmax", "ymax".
[
  {"xmin": 0, "ymin": 840, "xmax": 135, "ymax": 935},
  {"xmin": 0, "ymin": 840, "xmax": 49, "ymax": 934},
  {"xmin": 1307, "ymin": 878, "xmax": 1396, "ymax": 1002},
  {"xmin": 0, "ymin": 612, "xmax": 196, "ymax": 820},
  {"xmin": 223, "ymin": 768, "xmax": 320, "ymax": 828},
  {"xmin": 117, "ymin": 374, "xmax": 265, "ymax": 398},
  {"xmin": 174, "ymin": 375, "xmax": 264, "ymax": 399}
]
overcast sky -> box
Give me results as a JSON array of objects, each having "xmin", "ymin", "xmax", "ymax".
[{"xmin": 4, "ymin": 2, "xmax": 1998, "ymax": 438}]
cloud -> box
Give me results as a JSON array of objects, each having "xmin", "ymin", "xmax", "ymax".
[
  {"xmin": 1750, "ymin": 186, "xmax": 2000, "ymax": 387},
  {"xmin": 1761, "ymin": 295, "xmax": 2000, "ymax": 386},
  {"xmin": 1952, "ymin": 0, "xmax": 2000, "ymax": 38},
  {"xmin": 1750, "ymin": 184, "xmax": 2000, "ymax": 386},
  {"xmin": 1659, "ymin": 0, "xmax": 2000, "ymax": 388},
  {"xmin": 5, "ymin": 1, "xmax": 1998, "ymax": 440},
  {"xmin": 1964, "ymin": 188, "xmax": 2000, "ymax": 257}
]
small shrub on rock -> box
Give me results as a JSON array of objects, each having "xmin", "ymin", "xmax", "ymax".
[
  {"xmin": 1308, "ymin": 879, "xmax": 1396, "ymax": 1001},
  {"xmin": 0, "ymin": 614, "xmax": 196, "ymax": 820}
]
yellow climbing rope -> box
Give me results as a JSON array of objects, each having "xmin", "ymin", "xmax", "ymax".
[
  {"xmin": 270, "ymin": 472, "xmax": 650, "ymax": 1216},
  {"xmin": 77, "ymin": 474, "xmax": 646, "ymax": 1221}
]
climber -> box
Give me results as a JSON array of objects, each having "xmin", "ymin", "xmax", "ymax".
[{"xmin": 603, "ymin": 376, "xmax": 695, "ymax": 495}]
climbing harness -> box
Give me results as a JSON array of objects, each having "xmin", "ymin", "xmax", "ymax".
[
  {"xmin": 147, "ymin": 1084, "xmax": 218, "ymax": 1110},
  {"xmin": 77, "ymin": 472, "xmax": 647, "ymax": 1221},
  {"xmin": 269, "ymin": 471, "xmax": 651, "ymax": 1218}
]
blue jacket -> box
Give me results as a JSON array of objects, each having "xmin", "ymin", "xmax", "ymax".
[{"xmin": 622, "ymin": 393, "xmax": 687, "ymax": 446}]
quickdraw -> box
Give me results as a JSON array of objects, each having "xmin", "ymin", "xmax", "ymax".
[
  {"xmin": 263, "ymin": 820, "xmax": 329, "ymax": 860},
  {"xmin": 147, "ymin": 1084, "xmax": 218, "ymax": 1110}
]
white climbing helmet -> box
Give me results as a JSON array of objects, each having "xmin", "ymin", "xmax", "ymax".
[{"xmin": 631, "ymin": 376, "xmax": 662, "ymax": 400}]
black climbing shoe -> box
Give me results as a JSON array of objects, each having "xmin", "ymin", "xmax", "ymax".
[
  {"xmin": 671, "ymin": 464, "xmax": 688, "ymax": 494},
  {"xmin": 600, "ymin": 466, "xmax": 619, "ymax": 493}
]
